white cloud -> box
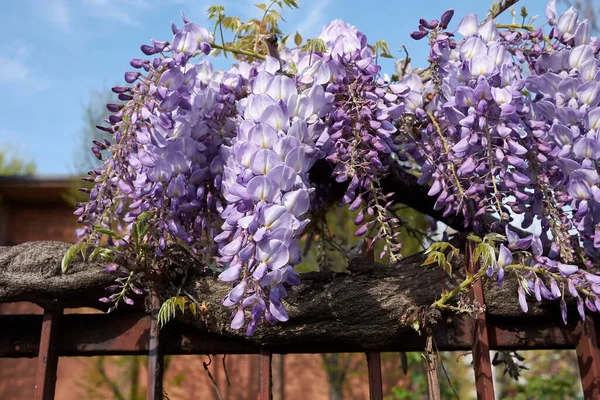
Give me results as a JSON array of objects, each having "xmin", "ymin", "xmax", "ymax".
[
  {"xmin": 81, "ymin": 0, "xmax": 154, "ymax": 26},
  {"xmin": 0, "ymin": 58, "xmax": 30, "ymax": 83},
  {"xmin": 0, "ymin": 41, "xmax": 51, "ymax": 92},
  {"xmin": 38, "ymin": 0, "xmax": 72, "ymax": 32},
  {"xmin": 296, "ymin": 0, "xmax": 331, "ymax": 36}
]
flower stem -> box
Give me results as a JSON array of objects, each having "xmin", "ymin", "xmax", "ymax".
[
  {"xmin": 434, "ymin": 266, "xmax": 488, "ymax": 309},
  {"xmin": 426, "ymin": 110, "xmax": 467, "ymax": 199},
  {"xmin": 210, "ymin": 43, "xmax": 266, "ymax": 60}
]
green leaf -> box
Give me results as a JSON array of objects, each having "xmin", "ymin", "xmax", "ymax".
[
  {"xmin": 137, "ymin": 211, "xmax": 153, "ymax": 224},
  {"xmin": 89, "ymin": 247, "xmax": 104, "ymax": 262},
  {"xmin": 379, "ymin": 53, "xmax": 395, "ymax": 59},
  {"xmin": 483, "ymin": 232, "xmax": 506, "ymax": 244},
  {"xmin": 467, "ymin": 234, "xmax": 482, "ymax": 243},
  {"xmin": 443, "ymin": 262, "xmax": 453, "ymax": 275},
  {"xmin": 411, "ymin": 320, "xmax": 420, "ymax": 334},
  {"xmin": 93, "ymin": 225, "xmax": 123, "ymax": 240},
  {"xmin": 422, "ymin": 255, "xmax": 438, "ymax": 266},
  {"xmin": 176, "ymin": 297, "xmax": 187, "ymax": 313},
  {"xmin": 255, "ymin": 3, "xmax": 267, "ymax": 10},
  {"xmin": 301, "ymin": 38, "xmax": 327, "ymax": 53},
  {"xmin": 158, "ymin": 297, "xmax": 197, "ymax": 328},
  {"xmin": 294, "ymin": 31, "xmax": 302, "ymax": 47},
  {"xmin": 131, "ymin": 222, "xmax": 139, "ymax": 246},
  {"xmin": 62, "ymin": 243, "xmax": 85, "ymax": 273}
]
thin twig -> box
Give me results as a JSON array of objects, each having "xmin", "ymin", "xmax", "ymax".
[
  {"xmin": 485, "ymin": 0, "xmax": 521, "ymax": 22},
  {"xmin": 203, "ymin": 355, "xmax": 224, "ymax": 400},
  {"xmin": 222, "ymin": 355, "xmax": 231, "ymax": 387},
  {"xmin": 433, "ymin": 337, "xmax": 460, "ymax": 399},
  {"xmin": 95, "ymin": 357, "xmax": 126, "ymax": 400}
]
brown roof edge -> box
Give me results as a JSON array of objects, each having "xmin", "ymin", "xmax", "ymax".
[
  {"xmin": 0, "ymin": 175, "xmax": 78, "ymax": 203},
  {"xmin": 0, "ymin": 175, "xmax": 75, "ymax": 187}
]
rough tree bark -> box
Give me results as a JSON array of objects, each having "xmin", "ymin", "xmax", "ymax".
[{"xmin": 0, "ymin": 241, "xmax": 564, "ymax": 349}]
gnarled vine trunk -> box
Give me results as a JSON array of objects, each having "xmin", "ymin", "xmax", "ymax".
[{"xmin": 0, "ymin": 241, "xmax": 564, "ymax": 349}]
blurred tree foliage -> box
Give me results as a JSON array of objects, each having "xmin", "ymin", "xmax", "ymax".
[
  {"xmin": 495, "ymin": 350, "xmax": 582, "ymax": 400},
  {"xmin": 0, "ymin": 149, "xmax": 35, "ymax": 175}
]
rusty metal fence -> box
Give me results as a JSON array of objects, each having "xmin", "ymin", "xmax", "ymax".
[
  {"xmin": 2, "ymin": 243, "xmax": 600, "ymax": 399},
  {"xmin": 2, "ymin": 303, "xmax": 600, "ymax": 399}
]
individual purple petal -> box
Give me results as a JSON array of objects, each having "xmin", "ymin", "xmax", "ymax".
[
  {"xmin": 159, "ymin": 68, "xmax": 184, "ymax": 90},
  {"xmin": 470, "ymin": 55, "xmax": 494, "ymax": 77},
  {"xmin": 267, "ymin": 165, "xmax": 297, "ymax": 191},
  {"xmin": 478, "ymin": 19, "xmax": 497, "ymax": 42},
  {"xmin": 285, "ymin": 146, "xmax": 310, "ymax": 173},
  {"xmin": 569, "ymin": 44, "xmax": 593, "ymax": 70},
  {"xmin": 231, "ymin": 307, "xmax": 245, "ymax": 330},
  {"xmin": 247, "ymin": 176, "xmax": 281, "ymax": 203},
  {"xmin": 518, "ymin": 285, "xmax": 528, "ymax": 313},
  {"xmin": 260, "ymin": 105, "xmax": 289, "ymax": 132},
  {"xmin": 457, "ymin": 14, "xmax": 478, "ymax": 37},
  {"xmin": 283, "ymin": 189, "xmax": 311, "ymax": 217},
  {"xmin": 557, "ymin": 263, "xmax": 578, "ymax": 276},
  {"xmin": 577, "ymin": 297, "xmax": 586, "ymax": 321},
  {"xmin": 568, "ymin": 179, "xmax": 591, "ymax": 200},
  {"xmin": 550, "ymin": 278, "xmax": 561, "ymax": 298},
  {"xmin": 269, "ymin": 300, "xmax": 289, "ymax": 322},
  {"xmin": 249, "ymin": 123, "xmax": 278, "ymax": 149},
  {"xmin": 573, "ymin": 137, "xmax": 600, "ymax": 160},
  {"xmin": 496, "ymin": 267, "xmax": 505, "ymax": 286},
  {"xmin": 273, "ymin": 137, "xmax": 302, "ymax": 160},
  {"xmin": 410, "ymin": 30, "xmax": 428, "ymax": 40},
  {"xmin": 497, "ymin": 244, "xmax": 512, "ymax": 268},
  {"xmin": 560, "ymin": 299, "xmax": 568, "ymax": 324},
  {"xmin": 251, "ymin": 149, "xmax": 283, "ymax": 175},
  {"xmin": 181, "ymin": 22, "xmax": 212, "ymax": 45},
  {"xmin": 253, "ymin": 262, "xmax": 268, "ymax": 280},
  {"xmin": 228, "ymin": 280, "xmax": 247, "ymax": 303},
  {"xmin": 221, "ymin": 236, "xmax": 243, "ymax": 257},
  {"xmin": 531, "ymin": 235, "xmax": 543, "ymax": 256},
  {"xmin": 261, "ymin": 204, "xmax": 293, "ymax": 231},
  {"xmin": 257, "ymin": 239, "xmax": 290, "ymax": 269},
  {"xmin": 266, "ymin": 75, "xmax": 297, "ymax": 101},
  {"xmin": 546, "ymin": 0, "xmax": 558, "ymax": 22},
  {"xmin": 172, "ymin": 30, "xmax": 198, "ymax": 56}
]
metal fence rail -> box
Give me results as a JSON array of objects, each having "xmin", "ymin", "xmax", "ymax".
[{"xmin": 1, "ymin": 309, "xmax": 599, "ymax": 399}]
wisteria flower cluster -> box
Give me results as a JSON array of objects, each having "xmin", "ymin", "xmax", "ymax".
[
  {"xmin": 406, "ymin": 1, "xmax": 600, "ymax": 318},
  {"xmin": 72, "ymin": 0, "xmax": 600, "ymax": 336}
]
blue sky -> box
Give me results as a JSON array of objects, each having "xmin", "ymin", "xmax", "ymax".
[{"xmin": 0, "ymin": 0, "xmax": 552, "ymax": 176}]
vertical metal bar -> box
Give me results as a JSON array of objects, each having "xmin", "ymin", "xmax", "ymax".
[
  {"xmin": 466, "ymin": 241, "xmax": 495, "ymax": 400},
  {"xmin": 362, "ymin": 239, "xmax": 383, "ymax": 400},
  {"xmin": 575, "ymin": 316, "xmax": 600, "ymax": 399},
  {"xmin": 34, "ymin": 308, "xmax": 62, "ymax": 400},
  {"xmin": 366, "ymin": 351, "xmax": 383, "ymax": 400},
  {"xmin": 259, "ymin": 348, "xmax": 273, "ymax": 400},
  {"xmin": 272, "ymin": 354, "xmax": 285, "ymax": 400},
  {"xmin": 147, "ymin": 290, "xmax": 164, "ymax": 400}
]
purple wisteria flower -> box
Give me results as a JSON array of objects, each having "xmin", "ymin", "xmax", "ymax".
[{"xmin": 216, "ymin": 59, "xmax": 331, "ymax": 335}]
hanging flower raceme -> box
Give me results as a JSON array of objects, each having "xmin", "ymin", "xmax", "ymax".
[
  {"xmin": 407, "ymin": 4, "xmax": 600, "ymax": 324},
  {"xmin": 216, "ymin": 59, "xmax": 332, "ymax": 335},
  {"xmin": 311, "ymin": 20, "xmax": 410, "ymax": 260},
  {"xmin": 77, "ymin": 17, "xmax": 249, "ymax": 282}
]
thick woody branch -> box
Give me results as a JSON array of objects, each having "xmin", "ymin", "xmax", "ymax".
[{"xmin": 0, "ymin": 241, "xmax": 565, "ymax": 348}]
